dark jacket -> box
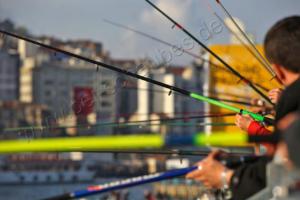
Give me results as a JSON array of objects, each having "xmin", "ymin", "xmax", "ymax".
[{"xmin": 229, "ymin": 78, "xmax": 300, "ymax": 200}]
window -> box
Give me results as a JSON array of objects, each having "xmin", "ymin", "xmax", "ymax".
[
  {"xmin": 46, "ymin": 175, "xmax": 51, "ymax": 182},
  {"xmin": 101, "ymin": 101, "xmax": 111, "ymax": 107},
  {"xmin": 72, "ymin": 175, "xmax": 78, "ymax": 182},
  {"xmin": 101, "ymin": 91, "xmax": 110, "ymax": 96},
  {"xmin": 45, "ymin": 90, "xmax": 52, "ymax": 97},
  {"xmin": 44, "ymin": 80, "xmax": 53, "ymax": 85},
  {"xmin": 33, "ymin": 175, "xmax": 38, "ymax": 182}
]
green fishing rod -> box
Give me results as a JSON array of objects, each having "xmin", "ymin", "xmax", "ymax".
[{"xmin": 0, "ymin": 30, "xmax": 274, "ymax": 125}]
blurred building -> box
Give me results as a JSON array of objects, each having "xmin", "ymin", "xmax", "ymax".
[
  {"xmin": 0, "ymin": 19, "xmax": 19, "ymax": 50},
  {"xmin": 110, "ymin": 59, "xmax": 139, "ymax": 134},
  {"xmin": 111, "ymin": 59, "xmax": 138, "ymax": 119},
  {"xmin": 131, "ymin": 64, "xmax": 204, "ymax": 135},
  {"xmin": 0, "ymin": 101, "xmax": 49, "ymax": 138},
  {"xmin": 13, "ymin": 24, "xmax": 207, "ymax": 138},
  {"xmin": 18, "ymin": 37, "xmax": 140, "ymax": 135},
  {"xmin": 21, "ymin": 61, "xmax": 118, "ymax": 135},
  {"xmin": 0, "ymin": 49, "xmax": 20, "ymax": 101}
]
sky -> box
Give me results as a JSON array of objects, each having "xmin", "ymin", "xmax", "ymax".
[{"xmin": 0, "ymin": 0, "xmax": 299, "ymax": 65}]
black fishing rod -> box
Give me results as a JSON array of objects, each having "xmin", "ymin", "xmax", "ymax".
[
  {"xmin": 213, "ymin": 12, "xmax": 273, "ymax": 73},
  {"xmin": 214, "ymin": 0, "xmax": 276, "ymax": 78},
  {"xmin": 123, "ymin": 86, "xmax": 260, "ymax": 106},
  {"xmin": 83, "ymin": 148, "xmax": 253, "ymax": 156},
  {"xmin": 104, "ymin": 19, "xmax": 270, "ymax": 92},
  {"xmin": 0, "ymin": 30, "xmax": 273, "ymax": 125},
  {"xmin": 202, "ymin": 0, "xmax": 273, "ymax": 75},
  {"xmin": 122, "ymin": 77, "xmax": 269, "ymax": 99},
  {"xmin": 144, "ymin": 0, "xmax": 273, "ymax": 105}
]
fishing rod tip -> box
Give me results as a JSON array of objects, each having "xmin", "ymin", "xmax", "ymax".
[
  {"xmin": 269, "ymin": 75, "xmax": 277, "ymax": 81},
  {"xmin": 102, "ymin": 18, "xmax": 111, "ymax": 23}
]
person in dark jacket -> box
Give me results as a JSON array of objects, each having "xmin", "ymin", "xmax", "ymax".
[
  {"xmin": 186, "ymin": 16, "xmax": 300, "ymax": 200},
  {"xmin": 276, "ymin": 112, "xmax": 300, "ymax": 170}
]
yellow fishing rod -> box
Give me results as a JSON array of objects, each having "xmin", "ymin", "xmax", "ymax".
[{"xmin": 0, "ymin": 133, "xmax": 278, "ymax": 154}]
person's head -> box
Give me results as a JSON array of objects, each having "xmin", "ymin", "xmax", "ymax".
[{"xmin": 264, "ymin": 16, "xmax": 300, "ymax": 86}]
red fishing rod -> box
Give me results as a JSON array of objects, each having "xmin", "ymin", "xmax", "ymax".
[{"xmin": 144, "ymin": 0, "xmax": 273, "ymax": 105}]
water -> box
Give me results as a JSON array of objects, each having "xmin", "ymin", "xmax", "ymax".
[{"xmin": 0, "ymin": 179, "xmax": 152, "ymax": 200}]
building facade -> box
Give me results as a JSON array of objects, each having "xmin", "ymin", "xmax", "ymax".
[{"xmin": 0, "ymin": 49, "xmax": 20, "ymax": 101}]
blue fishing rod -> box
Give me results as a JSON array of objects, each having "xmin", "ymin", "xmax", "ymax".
[
  {"xmin": 43, "ymin": 154, "xmax": 262, "ymax": 200},
  {"xmin": 43, "ymin": 166, "xmax": 198, "ymax": 200}
]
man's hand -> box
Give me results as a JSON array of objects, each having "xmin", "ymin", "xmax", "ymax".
[
  {"xmin": 235, "ymin": 114, "xmax": 254, "ymax": 131},
  {"xmin": 268, "ymin": 88, "xmax": 282, "ymax": 104},
  {"xmin": 186, "ymin": 151, "xmax": 233, "ymax": 189}
]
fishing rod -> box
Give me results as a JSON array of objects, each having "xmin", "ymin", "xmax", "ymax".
[
  {"xmin": 43, "ymin": 166, "xmax": 198, "ymax": 200},
  {"xmin": 103, "ymin": 18, "xmax": 229, "ymax": 72},
  {"xmin": 123, "ymin": 82, "xmax": 268, "ymax": 101},
  {"xmin": 104, "ymin": 19, "xmax": 270, "ymax": 93},
  {"xmin": 202, "ymin": 0, "xmax": 273, "ymax": 75},
  {"xmin": 213, "ymin": 0, "xmax": 276, "ymax": 78},
  {"xmin": 123, "ymin": 86, "xmax": 261, "ymax": 106},
  {"xmin": 144, "ymin": 0, "xmax": 273, "ymax": 105},
  {"xmin": 4, "ymin": 122, "xmax": 235, "ymax": 137},
  {"xmin": 2, "ymin": 112, "xmax": 239, "ymax": 133},
  {"xmin": 103, "ymin": 19, "xmax": 202, "ymax": 60},
  {"xmin": 97, "ymin": 109, "xmax": 237, "ymax": 120},
  {"xmin": 204, "ymin": 89, "xmax": 267, "ymax": 101},
  {"xmin": 111, "ymin": 77, "xmax": 267, "ymax": 101},
  {"xmin": 0, "ymin": 133, "xmax": 279, "ymax": 154},
  {"xmin": 4, "ymin": 113, "xmax": 236, "ymax": 133},
  {"xmin": 122, "ymin": 78, "xmax": 267, "ymax": 100},
  {"xmin": 44, "ymin": 154, "xmax": 265, "ymax": 200},
  {"xmin": 0, "ymin": 30, "xmax": 274, "ymax": 125},
  {"xmin": 109, "ymin": 78, "xmax": 261, "ymax": 104},
  {"xmin": 86, "ymin": 121, "xmax": 235, "ymax": 128},
  {"xmin": 80, "ymin": 149, "xmax": 252, "ymax": 157}
]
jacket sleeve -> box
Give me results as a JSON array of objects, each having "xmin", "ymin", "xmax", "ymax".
[
  {"xmin": 247, "ymin": 121, "xmax": 275, "ymax": 155},
  {"xmin": 229, "ymin": 157, "xmax": 271, "ymax": 200},
  {"xmin": 247, "ymin": 121, "xmax": 271, "ymax": 135}
]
